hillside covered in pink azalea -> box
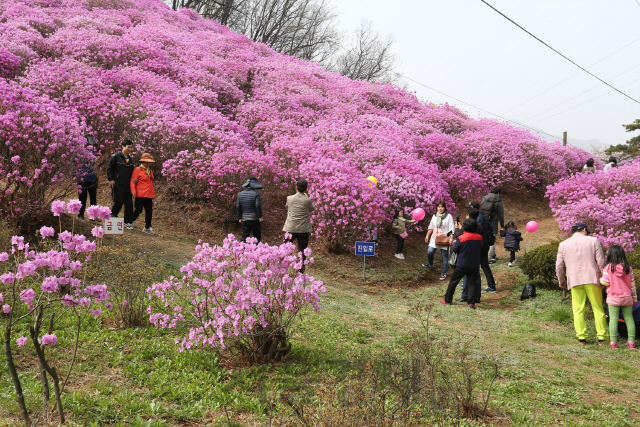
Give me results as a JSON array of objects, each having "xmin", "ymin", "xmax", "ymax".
[{"xmin": 0, "ymin": 0, "xmax": 594, "ymax": 247}]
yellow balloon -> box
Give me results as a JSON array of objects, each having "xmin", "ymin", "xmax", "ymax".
[{"xmin": 366, "ymin": 176, "xmax": 377, "ymax": 187}]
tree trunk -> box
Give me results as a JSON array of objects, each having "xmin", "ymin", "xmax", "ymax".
[{"xmin": 4, "ymin": 323, "xmax": 31, "ymax": 426}]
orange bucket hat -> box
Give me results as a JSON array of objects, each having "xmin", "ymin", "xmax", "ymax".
[{"xmin": 139, "ymin": 153, "xmax": 155, "ymax": 163}]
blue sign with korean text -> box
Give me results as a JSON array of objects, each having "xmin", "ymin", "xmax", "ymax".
[{"xmin": 355, "ymin": 241, "xmax": 375, "ymax": 256}]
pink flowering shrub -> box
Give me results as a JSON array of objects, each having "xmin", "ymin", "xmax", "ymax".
[
  {"xmin": 147, "ymin": 234, "xmax": 326, "ymax": 363},
  {"xmin": 546, "ymin": 159, "xmax": 640, "ymax": 250},
  {"xmin": 0, "ymin": 0, "xmax": 594, "ymax": 245}
]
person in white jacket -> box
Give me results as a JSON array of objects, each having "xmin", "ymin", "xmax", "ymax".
[{"xmin": 422, "ymin": 202, "xmax": 455, "ymax": 281}]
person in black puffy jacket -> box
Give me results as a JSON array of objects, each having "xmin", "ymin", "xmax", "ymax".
[
  {"xmin": 236, "ymin": 177, "xmax": 263, "ymax": 243},
  {"xmin": 500, "ymin": 221, "xmax": 523, "ymax": 267}
]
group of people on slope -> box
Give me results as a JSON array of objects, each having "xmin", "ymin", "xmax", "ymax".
[
  {"xmin": 556, "ymin": 223, "xmax": 637, "ymax": 349},
  {"xmin": 236, "ymin": 177, "xmax": 314, "ymax": 273},
  {"xmin": 582, "ymin": 156, "xmax": 618, "ymax": 172},
  {"xmin": 77, "ymin": 137, "xmax": 157, "ymax": 234}
]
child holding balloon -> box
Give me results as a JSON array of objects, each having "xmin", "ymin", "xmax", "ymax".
[
  {"xmin": 500, "ymin": 221, "xmax": 523, "ymax": 267},
  {"xmin": 392, "ymin": 209, "xmax": 417, "ymax": 259}
]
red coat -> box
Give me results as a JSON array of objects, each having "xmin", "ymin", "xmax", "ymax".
[{"xmin": 130, "ymin": 166, "xmax": 155, "ymax": 198}]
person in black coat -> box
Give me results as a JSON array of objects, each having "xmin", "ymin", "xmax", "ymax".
[
  {"xmin": 463, "ymin": 203, "xmax": 497, "ymax": 295},
  {"xmin": 236, "ymin": 177, "xmax": 263, "ymax": 243},
  {"xmin": 500, "ymin": 221, "xmax": 523, "ymax": 267},
  {"xmin": 107, "ymin": 139, "xmax": 135, "ymax": 228},
  {"xmin": 441, "ymin": 219, "xmax": 483, "ymax": 309}
]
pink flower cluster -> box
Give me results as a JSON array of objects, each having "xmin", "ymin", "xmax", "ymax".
[
  {"xmin": 147, "ymin": 234, "xmax": 326, "ymax": 352},
  {"xmin": 0, "ymin": 0, "xmax": 594, "ymax": 245},
  {"xmin": 546, "ymin": 159, "xmax": 640, "ymax": 250}
]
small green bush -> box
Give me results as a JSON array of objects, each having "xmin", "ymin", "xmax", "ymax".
[
  {"xmin": 625, "ymin": 250, "xmax": 640, "ymax": 271},
  {"xmin": 520, "ymin": 241, "xmax": 561, "ymax": 286}
]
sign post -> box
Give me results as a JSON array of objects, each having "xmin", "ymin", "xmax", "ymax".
[
  {"xmin": 103, "ymin": 218, "xmax": 124, "ymax": 247},
  {"xmin": 355, "ymin": 241, "xmax": 375, "ymax": 280}
]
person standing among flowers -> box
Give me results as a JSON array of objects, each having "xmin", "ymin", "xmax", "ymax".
[
  {"xmin": 600, "ymin": 245, "xmax": 637, "ymax": 350},
  {"xmin": 423, "ymin": 202, "xmax": 455, "ymax": 281},
  {"xmin": 107, "ymin": 139, "xmax": 135, "ymax": 229},
  {"xmin": 283, "ymin": 178, "xmax": 314, "ymax": 273},
  {"xmin": 77, "ymin": 135, "xmax": 98, "ymax": 222},
  {"xmin": 236, "ymin": 177, "xmax": 263, "ymax": 243},
  {"xmin": 392, "ymin": 209, "xmax": 416, "ymax": 260},
  {"xmin": 130, "ymin": 153, "xmax": 156, "ymax": 235},
  {"xmin": 556, "ymin": 222, "xmax": 608, "ymax": 345}
]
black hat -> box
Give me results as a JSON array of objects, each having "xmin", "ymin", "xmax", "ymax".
[
  {"xmin": 491, "ymin": 186, "xmax": 501, "ymax": 194},
  {"xmin": 571, "ymin": 222, "xmax": 589, "ymax": 234},
  {"xmin": 297, "ymin": 178, "xmax": 308, "ymax": 191},
  {"xmin": 242, "ymin": 177, "xmax": 263, "ymax": 189},
  {"xmin": 466, "ymin": 201, "xmax": 480, "ymax": 209}
]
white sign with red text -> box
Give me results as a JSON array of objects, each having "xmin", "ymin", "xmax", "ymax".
[{"xmin": 103, "ymin": 218, "xmax": 124, "ymax": 235}]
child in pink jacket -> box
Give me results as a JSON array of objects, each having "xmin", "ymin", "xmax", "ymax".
[{"xmin": 600, "ymin": 245, "xmax": 637, "ymax": 350}]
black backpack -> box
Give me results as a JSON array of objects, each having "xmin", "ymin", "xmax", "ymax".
[
  {"xmin": 479, "ymin": 200, "xmax": 496, "ymax": 221},
  {"xmin": 520, "ymin": 283, "xmax": 537, "ymax": 301}
]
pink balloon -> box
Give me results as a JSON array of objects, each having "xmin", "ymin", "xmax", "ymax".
[
  {"xmin": 412, "ymin": 208, "xmax": 425, "ymax": 221},
  {"xmin": 526, "ymin": 221, "xmax": 538, "ymax": 233}
]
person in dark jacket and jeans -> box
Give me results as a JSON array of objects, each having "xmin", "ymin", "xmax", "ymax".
[
  {"xmin": 77, "ymin": 135, "xmax": 98, "ymax": 221},
  {"xmin": 441, "ymin": 219, "xmax": 483, "ymax": 309},
  {"xmin": 481, "ymin": 187, "xmax": 505, "ymax": 263},
  {"xmin": 107, "ymin": 139, "xmax": 135, "ymax": 228},
  {"xmin": 463, "ymin": 202, "xmax": 497, "ymax": 294},
  {"xmin": 237, "ymin": 177, "xmax": 263, "ymax": 243},
  {"xmin": 500, "ymin": 221, "xmax": 523, "ymax": 267}
]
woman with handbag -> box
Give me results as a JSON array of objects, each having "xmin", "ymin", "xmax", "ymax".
[
  {"xmin": 423, "ymin": 201, "xmax": 455, "ymax": 280},
  {"xmin": 392, "ymin": 209, "xmax": 416, "ymax": 259}
]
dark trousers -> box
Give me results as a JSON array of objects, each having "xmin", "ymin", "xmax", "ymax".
[
  {"xmin": 241, "ymin": 220, "xmax": 262, "ymax": 243},
  {"xmin": 509, "ymin": 250, "xmax": 516, "ymax": 262},
  {"xmin": 445, "ymin": 267, "xmax": 480, "ymax": 304},
  {"xmin": 132, "ymin": 197, "xmax": 153, "ymax": 229},
  {"xmin": 395, "ymin": 234, "xmax": 405, "ymax": 254},
  {"xmin": 462, "ymin": 246, "xmax": 496, "ymax": 300},
  {"xmin": 285, "ymin": 232, "xmax": 310, "ymax": 273},
  {"xmin": 111, "ymin": 186, "xmax": 133, "ymax": 224},
  {"xmin": 78, "ymin": 181, "xmax": 97, "ymax": 218}
]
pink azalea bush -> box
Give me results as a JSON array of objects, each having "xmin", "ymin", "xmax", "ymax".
[
  {"xmin": 0, "ymin": 0, "xmax": 594, "ymax": 246},
  {"xmin": 546, "ymin": 160, "xmax": 640, "ymax": 250},
  {"xmin": 147, "ymin": 234, "xmax": 326, "ymax": 363}
]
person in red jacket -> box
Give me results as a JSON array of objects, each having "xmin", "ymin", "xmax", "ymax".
[{"xmin": 130, "ymin": 153, "xmax": 156, "ymax": 235}]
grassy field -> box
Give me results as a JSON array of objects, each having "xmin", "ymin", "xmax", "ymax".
[{"xmin": 1, "ymin": 197, "xmax": 639, "ymax": 426}]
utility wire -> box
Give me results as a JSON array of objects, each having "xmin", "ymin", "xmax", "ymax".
[
  {"xmin": 398, "ymin": 73, "xmax": 565, "ymax": 141},
  {"xmin": 523, "ymin": 63, "xmax": 640, "ymax": 122},
  {"xmin": 501, "ymin": 37, "xmax": 640, "ymax": 115},
  {"xmin": 480, "ymin": 0, "xmax": 640, "ymax": 104},
  {"xmin": 531, "ymin": 78, "xmax": 640, "ymax": 125}
]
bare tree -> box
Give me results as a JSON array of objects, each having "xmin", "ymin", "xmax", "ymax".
[
  {"xmin": 330, "ymin": 20, "xmax": 397, "ymax": 83},
  {"xmin": 170, "ymin": 0, "xmax": 243, "ymax": 25}
]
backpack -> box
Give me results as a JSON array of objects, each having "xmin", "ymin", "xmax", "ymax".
[
  {"xmin": 520, "ymin": 283, "xmax": 537, "ymax": 301},
  {"xmin": 479, "ymin": 200, "xmax": 496, "ymax": 221}
]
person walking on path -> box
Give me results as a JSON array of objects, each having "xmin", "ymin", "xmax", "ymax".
[
  {"xmin": 500, "ymin": 221, "xmax": 523, "ymax": 267},
  {"xmin": 392, "ymin": 209, "xmax": 416, "ymax": 260},
  {"xmin": 236, "ymin": 177, "xmax": 263, "ymax": 243},
  {"xmin": 441, "ymin": 219, "xmax": 483, "ymax": 310},
  {"xmin": 465, "ymin": 201, "xmax": 497, "ymax": 293},
  {"xmin": 480, "ymin": 187, "xmax": 505, "ymax": 263},
  {"xmin": 130, "ymin": 153, "xmax": 156, "ymax": 235},
  {"xmin": 556, "ymin": 222, "xmax": 608, "ymax": 345},
  {"xmin": 600, "ymin": 245, "xmax": 637, "ymax": 350},
  {"xmin": 283, "ymin": 179, "xmax": 314, "ymax": 273},
  {"xmin": 423, "ymin": 202, "xmax": 455, "ymax": 281},
  {"xmin": 77, "ymin": 135, "xmax": 98, "ymax": 221},
  {"xmin": 107, "ymin": 139, "xmax": 135, "ymax": 229}
]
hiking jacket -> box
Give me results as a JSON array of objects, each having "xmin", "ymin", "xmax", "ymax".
[
  {"xmin": 283, "ymin": 192, "xmax": 314, "ymax": 234},
  {"xmin": 130, "ymin": 166, "xmax": 155, "ymax": 199},
  {"xmin": 556, "ymin": 233, "xmax": 605, "ymax": 289},
  {"xmin": 236, "ymin": 188, "xmax": 262, "ymax": 222},
  {"xmin": 78, "ymin": 146, "xmax": 97, "ymax": 183},
  {"xmin": 480, "ymin": 192, "xmax": 505, "ymax": 231},
  {"xmin": 477, "ymin": 212, "xmax": 493, "ymax": 248},
  {"xmin": 452, "ymin": 232, "xmax": 483, "ymax": 271},
  {"xmin": 500, "ymin": 228, "xmax": 523, "ymax": 251},
  {"xmin": 106, "ymin": 152, "xmax": 134, "ymax": 189},
  {"xmin": 392, "ymin": 217, "xmax": 415, "ymax": 235},
  {"xmin": 601, "ymin": 264, "xmax": 637, "ymax": 307}
]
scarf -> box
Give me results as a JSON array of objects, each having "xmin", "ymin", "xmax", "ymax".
[
  {"xmin": 436, "ymin": 212, "xmax": 447, "ymax": 227},
  {"xmin": 141, "ymin": 164, "xmax": 152, "ymax": 178}
]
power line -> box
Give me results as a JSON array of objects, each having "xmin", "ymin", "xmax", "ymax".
[
  {"xmin": 398, "ymin": 73, "xmax": 565, "ymax": 141},
  {"xmin": 523, "ymin": 63, "xmax": 640, "ymax": 122},
  {"xmin": 531, "ymin": 78, "xmax": 640, "ymax": 125},
  {"xmin": 480, "ymin": 0, "xmax": 640, "ymax": 104},
  {"xmin": 501, "ymin": 37, "xmax": 640, "ymax": 115}
]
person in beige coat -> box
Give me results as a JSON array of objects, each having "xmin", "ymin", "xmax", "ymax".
[
  {"xmin": 283, "ymin": 179, "xmax": 314, "ymax": 273},
  {"xmin": 556, "ymin": 222, "xmax": 607, "ymax": 345}
]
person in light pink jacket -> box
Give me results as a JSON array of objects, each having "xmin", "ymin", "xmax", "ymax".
[
  {"xmin": 600, "ymin": 245, "xmax": 637, "ymax": 350},
  {"xmin": 556, "ymin": 222, "xmax": 607, "ymax": 345}
]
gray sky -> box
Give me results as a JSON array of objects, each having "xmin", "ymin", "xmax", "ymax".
[{"xmin": 335, "ymin": 0, "xmax": 640, "ymax": 150}]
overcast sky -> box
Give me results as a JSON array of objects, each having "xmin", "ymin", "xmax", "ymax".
[{"xmin": 334, "ymin": 0, "xmax": 640, "ymax": 149}]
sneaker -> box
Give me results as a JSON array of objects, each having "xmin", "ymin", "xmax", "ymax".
[
  {"xmin": 142, "ymin": 227, "xmax": 155, "ymax": 235},
  {"xmin": 422, "ymin": 263, "xmax": 434, "ymax": 268},
  {"xmin": 399, "ymin": 254, "xmax": 405, "ymax": 259},
  {"xmin": 508, "ymin": 262, "xmax": 513, "ymax": 267},
  {"xmin": 131, "ymin": 221, "xmax": 136, "ymax": 228},
  {"xmin": 482, "ymin": 287, "xmax": 497, "ymax": 293},
  {"xmin": 468, "ymin": 304, "xmax": 476, "ymax": 310},
  {"xmin": 124, "ymin": 223, "xmax": 134, "ymax": 230},
  {"xmin": 611, "ymin": 341, "xmax": 619, "ymax": 350},
  {"xmin": 440, "ymin": 299, "xmax": 451, "ymax": 305},
  {"xmin": 439, "ymin": 273, "xmax": 447, "ymax": 281},
  {"xmin": 395, "ymin": 254, "xmax": 402, "ymax": 259},
  {"xmin": 488, "ymin": 259, "xmax": 496, "ymax": 265},
  {"xmin": 77, "ymin": 215, "xmax": 85, "ymax": 221},
  {"xmin": 455, "ymin": 298, "xmax": 468, "ymax": 302},
  {"xmin": 628, "ymin": 341, "xmax": 636, "ymax": 349},
  {"xmin": 513, "ymin": 259, "xmax": 518, "ymax": 263}
]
